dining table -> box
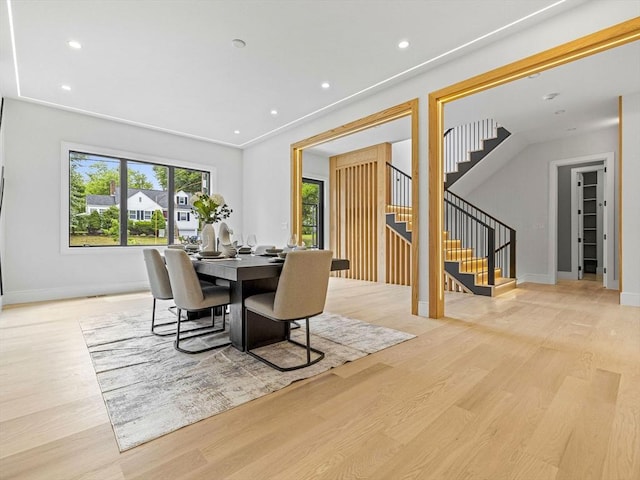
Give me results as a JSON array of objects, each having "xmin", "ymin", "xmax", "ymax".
[{"xmin": 191, "ymin": 253, "xmax": 350, "ymax": 351}]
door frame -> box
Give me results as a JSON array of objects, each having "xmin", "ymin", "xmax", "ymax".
[
  {"xmin": 301, "ymin": 176, "xmax": 326, "ymax": 249},
  {"xmin": 291, "ymin": 99, "xmax": 420, "ymax": 314},
  {"xmin": 570, "ymin": 164, "xmax": 611, "ymax": 287},
  {"xmin": 428, "ymin": 18, "xmax": 639, "ymax": 318}
]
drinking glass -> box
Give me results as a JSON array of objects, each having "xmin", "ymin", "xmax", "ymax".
[{"xmin": 247, "ymin": 234, "xmax": 257, "ymax": 251}]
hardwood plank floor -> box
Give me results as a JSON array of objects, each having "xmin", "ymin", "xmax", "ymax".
[{"xmin": 0, "ymin": 278, "xmax": 638, "ymax": 479}]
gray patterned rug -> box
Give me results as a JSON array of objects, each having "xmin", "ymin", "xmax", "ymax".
[{"xmin": 79, "ymin": 306, "xmax": 414, "ymax": 451}]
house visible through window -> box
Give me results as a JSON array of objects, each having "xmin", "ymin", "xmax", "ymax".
[{"xmin": 69, "ymin": 150, "xmax": 210, "ymax": 247}]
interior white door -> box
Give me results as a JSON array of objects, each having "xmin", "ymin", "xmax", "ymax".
[{"xmin": 577, "ymin": 172, "xmax": 584, "ymax": 280}]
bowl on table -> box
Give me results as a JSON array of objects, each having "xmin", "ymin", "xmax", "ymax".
[
  {"xmin": 238, "ymin": 246, "xmax": 252, "ymax": 254},
  {"xmin": 277, "ymin": 252, "xmax": 288, "ymax": 259},
  {"xmin": 265, "ymin": 248, "xmax": 283, "ymax": 256},
  {"xmin": 197, "ymin": 250, "xmax": 222, "ymax": 259}
]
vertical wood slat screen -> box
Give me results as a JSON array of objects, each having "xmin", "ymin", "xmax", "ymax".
[
  {"xmin": 330, "ymin": 144, "xmax": 389, "ymax": 281},
  {"xmin": 385, "ymin": 226, "xmax": 411, "ymax": 286}
]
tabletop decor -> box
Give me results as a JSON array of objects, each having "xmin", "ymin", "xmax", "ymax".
[{"xmin": 190, "ymin": 192, "xmax": 232, "ymax": 252}]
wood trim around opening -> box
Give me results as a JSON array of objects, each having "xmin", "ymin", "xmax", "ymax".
[
  {"xmin": 291, "ymin": 98, "xmax": 420, "ymax": 314},
  {"xmin": 428, "ymin": 17, "xmax": 640, "ymax": 318}
]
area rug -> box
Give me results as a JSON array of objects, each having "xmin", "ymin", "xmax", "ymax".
[{"xmin": 79, "ymin": 307, "xmax": 414, "ymax": 451}]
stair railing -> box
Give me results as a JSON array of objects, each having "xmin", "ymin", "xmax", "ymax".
[
  {"xmin": 444, "ymin": 118, "xmax": 498, "ymax": 175},
  {"xmin": 386, "ymin": 163, "xmax": 411, "ymax": 212},
  {"xmin": 445, "ymin": 190, "xmax": 516, "ymax": 281},
  {"xmin": 445, "ymin": 199, "xmax": 495, "ymax": 285}
]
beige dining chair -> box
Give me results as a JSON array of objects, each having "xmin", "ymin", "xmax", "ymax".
[
  {"xmin": 243, "ymin": 249, "xmax": 333, "ymax": 371},
  {"xmin": 142, "ymin": 248, "xmax": 183, "ymax": 336},
  {"xmin": 143, "ymin": 248, "xmax": 220, "ymax": 337},
  {"xmin": 164, "ymin": 249, "xmax": 232, "ymax": 353}
]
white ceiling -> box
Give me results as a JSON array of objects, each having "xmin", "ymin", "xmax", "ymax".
[
  {"xmin": 306, "ymin": 39, "xmax": 640, "ymax": 157},
  {"xmin": 0, "ymin": 0, "xmax": 585, "ymax": 148}
]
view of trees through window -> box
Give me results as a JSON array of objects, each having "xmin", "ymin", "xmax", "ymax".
[
  {"xmin": 302, "ymin": 178, "xmax": 324, "ymax": 249},
  {"xmin": 69, "ymin": 151, "xmax": 209, "ymax": 247}
]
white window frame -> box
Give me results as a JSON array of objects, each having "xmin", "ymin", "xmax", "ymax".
[
  {"xmin": 177, "ymin": 211, "xmax": 190, "ymax": 221},
  {"xmin": 61, "ymin": 141, "xmax": 217, "ymax": 255}
]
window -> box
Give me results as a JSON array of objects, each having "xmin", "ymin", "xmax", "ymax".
[
  {"xmin": 302, "ymin": 178, "xmax": 324, "ymax": 249},
  {"xmin": 68, "ymin": 149, "xmax": 210, "ymax": 247}
]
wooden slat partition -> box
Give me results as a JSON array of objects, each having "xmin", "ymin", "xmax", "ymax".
[
  {"xmin": 385, "ymin": 226, "xmax": 411, "ymax": 286},
  {"xmin": 330, "ymin": 143, "xmax": 390, "ymax": 281}
]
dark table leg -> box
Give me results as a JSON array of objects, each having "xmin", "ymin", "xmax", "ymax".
[{"xmin": 228, "ymin": 278, "xmax": 285, "ymax": 351}]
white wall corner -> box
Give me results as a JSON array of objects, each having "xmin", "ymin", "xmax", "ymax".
[
  {"xmin": 418, "ymin": 301, "xmax": 429, "ymax": 318},
  {"xmin": 620, "ymin": 292, "xmax": 640, "ymax": 308}
]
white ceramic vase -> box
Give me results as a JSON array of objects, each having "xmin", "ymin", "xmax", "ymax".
[{"xmin": 200, "ymin": 223, "xmax": 217, "ymax": 252}]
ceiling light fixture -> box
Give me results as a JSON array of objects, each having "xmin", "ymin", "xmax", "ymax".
[
  {"xmin": 61, "ymin": 84, "xmax": 71, "ymax": 91},
  {"xmin": 543, "ymin": 92, "xmax": 559, "ymax": 101},
  {"xmin": 270, "ymin": 109, "xmax": 278, "ymax": 116},
  {"xmin": 398, "ymin": 40, "xmax": 410, "ymax": 49},
  {"xmin": 234, "ymin": 130, "xmax": 240, "ymax": 134},
  {"xmin": 321, "ymin": 82, "xmax": 330, "ymax": 89},
  {"xmin": 67, "ymin": 40, "xmax": 82, "ymax": 49},
  {"xmin": 554, "ymin": 109, "xmax": 566, "ymax": 115},
  {"xmin": 567, "ymin": 127, "xmax": 577, "ymax": 131},
  {"xmin": 231, "ymin": 39, "xmax": 246, "ymax": 48}
]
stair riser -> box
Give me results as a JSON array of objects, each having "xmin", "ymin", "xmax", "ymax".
[
  {"xmin": 445, "ymin": 249, "xmax": 474, "ymax": 261},
  {"xmin": 460, "ymin": 259, "xmax": 488, "ymax": 272}
]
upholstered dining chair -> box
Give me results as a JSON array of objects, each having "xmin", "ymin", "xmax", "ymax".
[
  {"xmin": 164, "ymin": 249, "xmax": 232, "ymax": 354},
  {"xmin": 143, "ymin": 248, "xmax": 220, "ymax": 337},
  {"xmin": 243, "ymin": 249, "xmax": 333, "ymax": 371},
  {"xmin": 142, "ymin": 248, "xmax": 183, "ymax": 336}
]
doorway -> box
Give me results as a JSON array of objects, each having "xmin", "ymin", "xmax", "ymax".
[
  {"xmin": 302, "ymin": 177, "xmax": 325, "ymax": 249},
  {"xmin": 573, "ymin": 166, "xmax": 606, "ymax": 284}
]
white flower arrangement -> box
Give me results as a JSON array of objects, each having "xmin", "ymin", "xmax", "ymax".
[{"xmin": 189, "ymin": 192, "xmax": 232, "ymax": 224}]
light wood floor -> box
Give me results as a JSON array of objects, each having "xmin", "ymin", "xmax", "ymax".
[{"xmin": 0, "ymin": 278, "xmax": 638, "ymax": 479}]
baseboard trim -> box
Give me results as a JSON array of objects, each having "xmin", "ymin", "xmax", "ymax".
[
  {"xmin": 517, "ymin": 274, "xmax": 555, "ymax": 285},
  {"xmin": 418, "ymin": 301, "xmax": 429, "ymax": 318},
  {"xmin": 2, "ymin": 281, "xmax": 150, "ymax": 306},
  {"xmin": 620, "ymin": 292, "xmax": 640, "ymax": 307}
]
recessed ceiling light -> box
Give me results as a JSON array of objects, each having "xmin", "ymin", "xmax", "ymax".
[
  {"xmin": 567, "ymin": 127, "xmax": 577, "ymax": 131},
  {"xmin": 61, "ymin": 84, "xmax": 71, "ymax": 91},
  {"xmin": 233, "ymin": 130, "xmax": 240, "ymax": 134},
  {"xmin": 321, "ymin": 82, "xmax": 330, "ymax": 89},
  {"xmin": 554, "ymin": 109, "xmax": 566, "ymax": 115},
  {"xmin": 67, "ymin": 40, "xmax": 82, "ymax": 49},
  {"xmin": 543, "ymin": 92, "xmax": 559, "ymax": 101},
  {"xmin": 398, "ymin": 40, "xmax": 409, "ymax": 49},
  {"xmin": 270, "ymin": 109, "xmax": 278, "ymax": 116},
  {"xmin": 527, "ymin": 73, "xmax": 540, "ymax": 79},
  {"xmin": 231, "ymin": 39, "xmax": 246, "ymax": 48}
]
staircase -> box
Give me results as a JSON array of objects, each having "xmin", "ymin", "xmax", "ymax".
[
  {"xmin": 384, "ymin": 119, "xmax": 516, "ymax": 296},
  {"xmin": 443, "ymin": 230, "xmax": 516, "ymax": 297},
  {"xmin": 444, "ymin": 118, "xmax": 511, "ymax": 189}
]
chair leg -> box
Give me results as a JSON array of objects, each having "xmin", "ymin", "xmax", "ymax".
[
  {"xmin": 173, "ymin": 305, "xmax": 231, "ymax": 354},
  {"xmin": 245, "ymin": 313, "xmax": 324, "ymax": 371}
]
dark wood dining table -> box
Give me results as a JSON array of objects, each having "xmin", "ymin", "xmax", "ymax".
[{"xmin": 192, "ymin": 254, "xmax": 350, "ymax": 351}]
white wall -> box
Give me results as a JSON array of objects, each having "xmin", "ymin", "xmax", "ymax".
[
  {"xmin": 462, "ymin": 127, "xmax": 617, "ymax": 284},
  {"xmin": 392, "ymin": 139, "xmax": 411, "ymax": 176},
  {"xmin": 242, "ymin": 2, "xmax": 639, "ymax": 314},
  {"xmin": 2, "ymin": 99, "xmax": 242, "ymax": 304},
  {"xmin": 621, "ymin": 92, "xmax": 640, "ymax": 306},
  {"xmin": 302, "ymin": 151, "xmax": 330, "ymax": 249},
  {"xmin": 0, "ymin": 95, "xmax": 5, "ymax": 308}
]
